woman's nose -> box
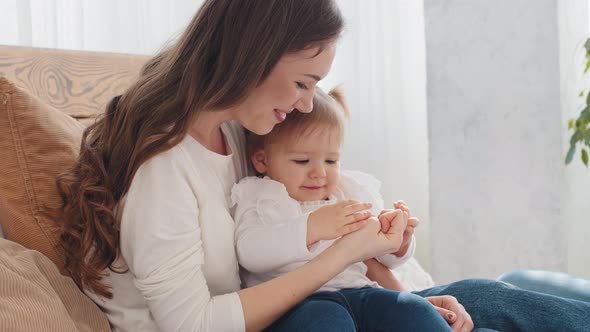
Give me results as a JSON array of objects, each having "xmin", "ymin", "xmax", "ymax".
[{"xmin": 294, "ymin": 93, "xmax": 314, "ymax": 113}]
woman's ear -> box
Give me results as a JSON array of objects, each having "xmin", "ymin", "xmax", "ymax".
[{"xmin": 251, "ymin": 150, "xmax": 268, "ymax": 174}]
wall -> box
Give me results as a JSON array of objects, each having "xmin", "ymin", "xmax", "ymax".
[{"xmin": 424, "ymin": 0, "xmax": 566, "ymax": 283}]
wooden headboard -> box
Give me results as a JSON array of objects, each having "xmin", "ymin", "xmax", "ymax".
[{"xmin": 0, "ymin": 45, "xmax": 149, "ymax": 124}]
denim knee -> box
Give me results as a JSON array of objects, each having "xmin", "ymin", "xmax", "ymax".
[
  {"xmin": 361, "ymin": 290, "xmax": 452, "ymax": 331},
  {"xmin": 307, "ymin": 301, "xmax": 355, "ymax": 331},
  {"xmin": 265, "ymin": 299, "xmax": 355, "ymax": 332},
  {"xmin": 447, "ymin": 278, "xmax": 515, "ymax": 295},
  {"xmin": 394, "ymin": 292, "xmax": 442, "ymax": 317}
]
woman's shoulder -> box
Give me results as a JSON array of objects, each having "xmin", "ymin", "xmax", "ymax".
[
  {"xmin": 133, "ymin": 139, "xmax": 193, "ymax": 182},
  {"xmin": 122, "ymin": 138, "xmax": 206, "ymax": 206}
]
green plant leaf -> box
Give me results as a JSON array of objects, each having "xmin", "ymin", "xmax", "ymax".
[
  {"xmin": 584, "ymin": 38, "xmax": 590, "ymax": 52},
  {"xmin": 580, "ymin": 91, "xmax": 585, "ymax": 97},
  {"xmin": 582, "ymin": 149, "xmax": 589, "ymax": 166},
  {"xmin": 566, "ymin": 145, "xmax": 576, "ymax": 164},
  {"xmin": 570, "ymin": 130, "xmax": 582, "ymax": 145},
  {"xmin": 585, "ymin": 60, "xmax": 590, "ymax": 74},
  {"xmin": 568, "ymin": 119, "xmax": 574, "ymax": 129}
]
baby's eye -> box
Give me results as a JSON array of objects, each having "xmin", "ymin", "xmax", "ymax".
[
  {"xmin": 326, "ymin": 160, "xmax": 339, "ymax": 164},
  {"xmin": 293, "ymin": 159, "xmax": 309, "ymax": 164},
  {"xmin": 296, "ymin": 82, "xmax": 309, "ymax": 90}
]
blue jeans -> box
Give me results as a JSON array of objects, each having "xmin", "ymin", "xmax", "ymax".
[
  {"xmin": 268, "ymin": 279, "xmax": 590, "ymax": 331},
  {"xmin": 264, "ymin": 287, "xmax": 452, "ymax": 331},
  {"xmin": 413, "ymin": 279, "xmax": 590, "ymax": 332},
  {"xmin": 497, "ymin": 269, "xmax": 590, "ymax": 303}
]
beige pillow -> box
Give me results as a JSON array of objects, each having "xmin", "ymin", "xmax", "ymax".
[
  {"xmin": 0, "ymin": 76, "xmax": 84, "ymax": 273},
  {"xmin": 0, "ymin": 238, "xmax": 110, "ymax": 331}
]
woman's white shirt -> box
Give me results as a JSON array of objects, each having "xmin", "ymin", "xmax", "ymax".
[{"xmin": 85, "ymin": 121, "xmax": 249, "ymax": 332}]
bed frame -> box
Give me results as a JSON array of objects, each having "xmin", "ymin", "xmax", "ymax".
[{"xmin": 0, "ymin": 45, "xmax": 148, "ymax": 125}]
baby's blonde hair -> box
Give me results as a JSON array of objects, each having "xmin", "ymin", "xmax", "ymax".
[{"xmin": 246, "ymin": 86, "xmax": 350, "ymax": 157}]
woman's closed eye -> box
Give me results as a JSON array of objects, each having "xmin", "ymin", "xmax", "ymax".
[
  {"xmin": 293, "ymin": 159, "xmax": 309, "ymax": 164},
  {"xmin": 325, "ymin": 159, "xmax": 338, "ymax": 165},
  {"xmin": 296, "ymin": 82, "xmax": 309, "ymax": 90}
]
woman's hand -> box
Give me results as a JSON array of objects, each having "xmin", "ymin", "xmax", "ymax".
[
  {"xmin": 306, "ymin": 200, "xmax": 372, "ymax": 246},
  {"xmin": 333, "ymin": 210, "xmax": 408, "ymax": 265},
  {"xmin": 425, "ymin": 296, "xmax": 474, "ymax": 332}
]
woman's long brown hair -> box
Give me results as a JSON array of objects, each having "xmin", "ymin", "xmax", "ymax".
[{"xmin": 57, "ymin": 0, "xmax": 343, "ymax": 298}]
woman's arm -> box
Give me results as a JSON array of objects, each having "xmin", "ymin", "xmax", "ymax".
[
  {"xmin": 374, "ymin": 235, "xmax": 416, "ymax": 270},
  {"xmin": 238, "ymin": 243, "xmax": 351, "ymax": 331}
]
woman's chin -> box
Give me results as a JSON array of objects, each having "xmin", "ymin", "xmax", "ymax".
[{"xmin": 247, "ymin": 123, "xmax": 275, "ymax": 136}]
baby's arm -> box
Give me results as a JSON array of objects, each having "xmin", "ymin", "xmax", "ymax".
[
  {"xmin": 364, "ymin": 258, "xmax": 408, "ymax": 292},
  {"xmin": 235, "ymin": 202, "xmax": 312, "ymax": 274},
  {"xmin": 235, "ymin": 199, "xmax": 372, "ymax": 273}
]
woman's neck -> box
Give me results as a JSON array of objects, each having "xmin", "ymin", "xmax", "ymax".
[{"xmin": 189, "ymin": 110, "xmax": 234, "ymax": 155}]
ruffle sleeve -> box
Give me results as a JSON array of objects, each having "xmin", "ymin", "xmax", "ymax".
[
  {"xmin": 232, "ymin": 176, "xmax": 311, "ymax": 274},
  {"xmin": 337, "ymin": 170, "xmax": 384, "ymax": 216}
]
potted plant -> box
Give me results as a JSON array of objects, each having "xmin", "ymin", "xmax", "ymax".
[{"xmin": 566, "ymin": 39, "xmax": 590, "ymax": 167}]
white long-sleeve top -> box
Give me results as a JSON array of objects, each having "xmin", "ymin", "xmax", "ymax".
[
  {"xmin": 232, "ymin": 170, "xmax": 415, "ymax": 292},
  {"xmin": 85, "ymin": 121, "xmax": 250, "ymax": 332}
]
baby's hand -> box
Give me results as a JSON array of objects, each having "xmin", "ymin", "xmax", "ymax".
[
  {"xmin": 375, "ymin": 209, "xmax": 408, "ymax": 251},
  {"xmin": 307, "ymin": 200, "xmax": 372, "ymax": 246},
  {"xmin": 379, "ymin": 200, "xmax": 419, "ymax": 256}
]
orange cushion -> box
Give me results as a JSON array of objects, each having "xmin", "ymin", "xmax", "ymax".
[
  {"xmin": 0, "ymin": 76, "xmax": 84, "ymax": 273},
  {"xmin": 0, "ymin": 238, "xmax": 110, "ymax": 331}
]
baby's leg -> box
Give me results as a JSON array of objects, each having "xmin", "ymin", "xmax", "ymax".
[
  {"xmin": 340, "ymin": 287, "xmax": 453, "ymax": 332},
  {"xmin": 264, "ymin": 292, "xmax": 355, "ymax": 332}
]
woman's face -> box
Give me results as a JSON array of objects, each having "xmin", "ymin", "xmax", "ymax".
[{"xmin": 234, "ymin": 44, "xmax": 336, "ymax": 135}]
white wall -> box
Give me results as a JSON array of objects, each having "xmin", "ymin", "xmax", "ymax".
[
  {"xmin": 558, "ymin": 0, "xmax": 590, "ymax": 279},
  {"xmin": 425, "ymin": 0, "xmax": 567, "ymax": 284}
]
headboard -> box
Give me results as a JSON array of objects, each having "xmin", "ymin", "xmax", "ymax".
[
  {"xmin": 0, "ymin": 46, "xmax": 150, "ymax": 235},
  {"xmin": 0, "ymin": 45, "xmax": 149, "ymax": 125}
]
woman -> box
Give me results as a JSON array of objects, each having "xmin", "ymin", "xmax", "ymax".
[
  {"xmin": 56, "ymin": 0, "xmax": 590, "ymax": 331},
  {"xmin": 57, "ymin": 1, "xmax": 443, "ymax": 330}
]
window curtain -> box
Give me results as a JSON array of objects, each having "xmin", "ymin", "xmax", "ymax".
[
  {"xmin": 0, "ymin": 0, "xmax": 431, "ymax": 271},
  {"xmin": 0, "ymin": 0, "xmax": 200, "ymax": 54}
]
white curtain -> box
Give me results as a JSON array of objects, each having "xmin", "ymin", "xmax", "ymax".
[
  {"xmin": 322, "ymin": 1, "xmax": 430, "ymax": 269},
  {"xmin": 0, "ymin": 0, "xmax": 431, "ymax": 271},
  {"xmin": 0, "ymin": 0, "xmax": 201, "ymax": 54}
]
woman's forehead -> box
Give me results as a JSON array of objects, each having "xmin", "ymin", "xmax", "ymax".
[{"xmin": 278, "ymin": 44, "xmax": 336, "ymax": 78}]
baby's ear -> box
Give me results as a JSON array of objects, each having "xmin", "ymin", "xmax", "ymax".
[{"xmin": 250, "ymin": 150, "xmax": 268, "ymax": 174}]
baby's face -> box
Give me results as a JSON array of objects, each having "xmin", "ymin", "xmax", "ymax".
[{"xmin": 266, "ymin": 129, "xmax": 341, "ymax": 201}]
